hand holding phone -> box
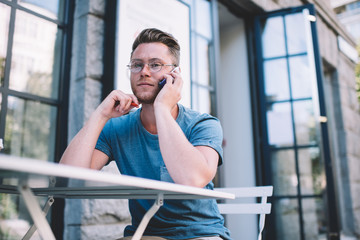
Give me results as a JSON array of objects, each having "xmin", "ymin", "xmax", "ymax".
[{"xmin": 158, "ymin": 67, "xmax": 179, "ymax": 89}]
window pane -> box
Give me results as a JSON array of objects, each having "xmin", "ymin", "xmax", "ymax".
[
  {"xmin": 267, "ymin": 102, "xmax": 294, "ymax": 147},
  {"xmin": 9, "ymin": 10, "xmax": 61, "ymax": 99},
  {"xmin": 264, "ymin": 58, "xmax": 290, "ymax": 101},
  {"xmin": 261, "ymin": 16, "xmax": 286, "ymax": 58},
  {"xmin": 4, "ymin": 96, "xmax": 57, "ymax": 161},
  {"xmin": 285, "ymin": 13, "xmax": 307, "ymax": 55},
  {"xmin": 299, "ymin": 147, "xmax": 325, "ymax": 195},
  {"xmin": 289, "ymin": 56, "xmax": 313, "ymax": 99},
  {"xmin": 271, "ymin": 149, "xmax": 297, "ymax": 196},
  {"xmin": 192, "ymin": 85, "xmax": 211, "ymax": 114},
  {"xmin": 18, "ymin": 0, "xmax": 61, "ymax": 20},
  {"xmin": 302, "ymin": 198, "xmax": 327, "ymax": 239},
  {"xmin": 196, "ymin": 36, "xmax": 210, "ymax": 86},
  {"xmin": 194, "ymin": 0, "xmax": 211, "ymax": 39},
  {"xmin": 293, "ymin": 100, "xmax": 317, "ymax": 145},
  {"xmin": 274, "ymin": 198, "xmax": 301, "ymax": 240},
  {"xmin": 0, "ymin": 3, "xmax": 10, "ymax": 86}
]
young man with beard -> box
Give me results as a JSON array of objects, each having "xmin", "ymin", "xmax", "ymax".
[{"xmin": 60, "ymin": 28, "xmax": 231, "ymax": 240}]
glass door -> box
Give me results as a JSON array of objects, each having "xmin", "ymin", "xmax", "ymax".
[{"xmin": 254, "ymin": 4, "xmax": 339, "ymax": 240}]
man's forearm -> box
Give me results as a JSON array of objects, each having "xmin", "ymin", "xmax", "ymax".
[
  {"xmin": 155, "ymin": 107, "xmax": 217, "ymax": 187},
  {"xmin": 59, "ymin": 111, "xmax": 108, "ymax": 168}
]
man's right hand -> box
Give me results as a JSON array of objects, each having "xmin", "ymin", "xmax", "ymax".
[{"xmin": 97, "ymin": 90, "xmax": 139, "ymax": 120}]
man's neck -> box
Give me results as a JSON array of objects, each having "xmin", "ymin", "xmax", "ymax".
[{"xmin": 140, "ymin": 104, "xmax": 179, "ymax": 134}]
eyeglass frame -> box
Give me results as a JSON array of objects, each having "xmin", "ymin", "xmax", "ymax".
[{"xmin": 126, "ymin": 62, "xmax": 177, "ymax": 73}]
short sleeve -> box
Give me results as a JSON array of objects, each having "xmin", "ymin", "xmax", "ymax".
[
  {"xmin": 189, "ymin": 117, "xmax": 224, "ymax": 166},
  {"xmin": 95, "ymin": 121, "xmax": 114, "ymax": 161}
]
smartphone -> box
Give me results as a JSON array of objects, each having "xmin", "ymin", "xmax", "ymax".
[{"xmin": 158, "ymin": 67, "xmax": 179, "ymax": 89}]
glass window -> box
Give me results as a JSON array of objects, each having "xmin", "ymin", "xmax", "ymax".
[
  {"xmin": 293, "ymin": 100, "xmax": 316, "ymax": 145},
  {"xmin": 194, "ymin": 0, "xmax": 211, "ymax": 39},
  {"xmin": 264, "ymin": 58, "xmax": 290, "ymax": 101},
  {"xmin": 289, "ymin": 56, "xmax": 313, "ymax": 99},
  {"xmin": 192, "ymin": 85, "xmax": 211, "ymax": 114},
  {"xmin": 298, "ymin": 147, "xmax": 324, "ymax": 195},
  {"xmin": 274, "ymin": 198, "xmax": 301, "ymax": 240},
  {"xmin": 0, "ymin": 3, "xmax": 10, "ymax": 86},
  {"xmin": 302, "ymin": 198, "xmax": 327, "ymax": 239},
  {"xmin": 188, "ymin": 0, "xmax": 215, "ymax": 115},
  {"xmin": 256, "ymin": 5, "xmax": 337, "ymax": 239},
  {"xmin": 4, "ymin": 96, "xmax": 57, "ymax": 160},
  {"xmin": 0, "ymin": 0, "xmax": 69, "ymax": 239},
  {"xmin": 195, "ymin": 36, "xmax": 210, "ymax": 86},
  {"xmin": 9, "ymin": 10, "xmax": 60, "ymax": 99},
  {"xmin": 271, "ymin": 149, "xmax": 297, "ymax": 196},
  {"xmin": 261, "ymin": 16, "xmax": 286, "ymax": 59},
  {"xmin": 18, "ymin": 0, "xmax": 61, "ymax": 20},
  {"xmin": 267, "ymin": 102, "xmax": 294, "ymax": 147},
  {"xmin": 285, "ymin": 13, "xmax": 307, "ymax": 55}
]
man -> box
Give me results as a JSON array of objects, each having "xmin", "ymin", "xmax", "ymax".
[{"xmin": 60, "ymin": 28, "xmax": 231, "ymax": 240}]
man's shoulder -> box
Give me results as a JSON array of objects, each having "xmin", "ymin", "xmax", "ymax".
[
  {"xmin": 178, "ymin": 104, "xmax": 221, "ymax": 134},
  {"xmin": 179, "ymin": 104, "xmax": 219, "ymax": 123}
]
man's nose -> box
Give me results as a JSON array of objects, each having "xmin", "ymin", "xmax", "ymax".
[{"xmin": 140, "ymin": 64, "xmax": 151, "ymax": 76}]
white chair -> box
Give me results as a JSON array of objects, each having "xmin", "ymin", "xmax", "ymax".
[{"xmin": 215, "ymin": 186, "xmax": 273, "ymax": 240}]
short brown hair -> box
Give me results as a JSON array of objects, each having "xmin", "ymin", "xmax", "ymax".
[{"xmin": 131, "ymin": 28, "xmax": 180, "ymax": 66}]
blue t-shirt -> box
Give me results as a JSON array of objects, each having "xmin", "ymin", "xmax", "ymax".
[{"xmin": 95, "ymin": 104, "xmax": 231, "ymax": 239}]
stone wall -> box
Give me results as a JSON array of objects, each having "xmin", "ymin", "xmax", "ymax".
[
  {"xmin": 64, "ymin": 0, "xmax": 131, "ymax": 239},
  {"xmin": 316, "ymin": 3, "xmax": 360, "ymax": 238}
]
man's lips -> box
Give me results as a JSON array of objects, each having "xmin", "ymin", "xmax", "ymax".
[{"xmin": 137, "ymin": 82, "xmax": 154, "ymax": 86}]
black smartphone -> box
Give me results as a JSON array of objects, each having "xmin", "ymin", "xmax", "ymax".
[{"xmin": 158, "ymin": 67, "xmax": 179, "ymax": 89}]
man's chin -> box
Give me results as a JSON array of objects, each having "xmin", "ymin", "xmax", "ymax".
[
  {"xmin": 136, "ymin": 96, "xmax": 156, "ymax": 105},
  {"xmin": 135, "ymin": 92, "xmax": 159, "ymax": 105}
]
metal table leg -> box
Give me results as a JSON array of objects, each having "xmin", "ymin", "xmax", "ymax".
[
  {"xmin": 132, "ymin": 193, "xmax": 164, "ymax": 240},
  {"xmin": 22, "ymin": 196, "xmax": 54, "ymax": 240},
  {"xmin": 18, "ymin": 184, "xmax": 56, "ymax": 240}
]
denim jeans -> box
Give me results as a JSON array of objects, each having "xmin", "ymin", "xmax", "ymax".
[{"xmin": 117, "ymin": 236, "xmax": 223, "ymax": 240}]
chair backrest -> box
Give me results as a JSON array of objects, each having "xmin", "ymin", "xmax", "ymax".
[{"xmin": 215, "ymin": 186, "xmax": 273, "ymax": 240}]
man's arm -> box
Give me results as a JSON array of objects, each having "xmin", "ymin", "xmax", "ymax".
[
  {"xmin": 60, "ymin": 90, "xmax": 138, "ymax": 169},
  {"xmin": 154, "ymin": 71, "xmax": 219, "ymax": 188},
  {"xmin": 156, "ymin": 108, "xmax": 219, "ymax": 188}
]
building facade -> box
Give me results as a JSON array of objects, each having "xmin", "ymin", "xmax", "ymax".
[{"xmin": 0, "ymin": 0, "xmax": 359, "ymax": 239}]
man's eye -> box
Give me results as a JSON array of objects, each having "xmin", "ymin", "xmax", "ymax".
[
  {"xmin": 150, "ymin": 63, "xmax": 162, "ymax": 68},
  {"xmin": 133, "ymin": 63, "xmax": 143, "ymax": 68}
]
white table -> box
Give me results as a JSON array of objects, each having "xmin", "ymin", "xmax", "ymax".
[{"xmin": 0, "ymin": 154, "xmax": 234, "ymax": 240}]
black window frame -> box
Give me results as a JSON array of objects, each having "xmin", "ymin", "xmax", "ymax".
[
  {"xmin": 0, "ymin": 0, "xmax": 74, "ymax": 238},
  {"xmin": 251, "ymin": 4, "xmax": 340, "ymax": 240}
]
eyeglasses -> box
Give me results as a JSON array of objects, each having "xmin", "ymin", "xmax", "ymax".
[{"xmin": 127, "ymin": 62, "xmax": 177, "ymax": 73}]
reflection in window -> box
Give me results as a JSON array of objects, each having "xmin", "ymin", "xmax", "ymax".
[
  {"xmin": 194, "ymin": 0, "xmax": 211, "ymax": 39},
  {"xmin": 9, "ymin": 10, "xmax": 60, "ymax": 99},
  {"xmin": 0, "ymin": 3, "xmax": 10, "ymax": 86},
  {"xmin": 192, "ymin": 85, "xmax": 211, "ymax": 114},
  {"xmin": 4, "ymin": 96, "xmax": 57, "ymax": 161},
  {"xmin": 267, "ymin": 102, "xmax": 294, "ymax": 147},
  {"xmin": 189, "ymin": 0, "xmax": 214, "ymax": 114},
  {"xmin": 274, "ymin": 198, "xmax": 301, "ymax": 240},
  {"xmin": 262, "ymin": 16, "xmax": 286, "ymax": 58},
  {"xmin": 293, "ymin": 100, "xmax": 316, "ymax": 145},
  {"xmin": 289, "ymin": 56, "xmax": 313, "ymax": 99},
  {"xmin": 285, "ymin": 13, "xmax": 307, "ymax": 55},
  {"xmin": 264, "ymin": 58, "xmax": 290, "ymax": 101},
  {"xmin": 18, "ymin": 0, "xmax": 60, "ymax": 20},
  {"xmin": 302, "ymin": 198, "xmax": 327, "ymax": 239},
  {"xmin": 195, "ymin": 36, "xmax": 210, "ymax": 86},
  {"xmin": 271, "ymin": 149, "xmax": 297, "ymax": 196},
  {"xmin": 298, "ymin": 147, "xmax": 324, "ymax": 195}
]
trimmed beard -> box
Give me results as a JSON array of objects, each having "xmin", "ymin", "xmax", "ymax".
[{"xmin": 131, "ymin": 84, "xmax": 161, "ymax": 104}]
